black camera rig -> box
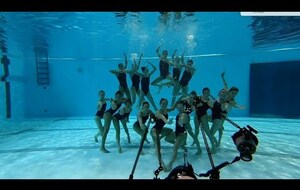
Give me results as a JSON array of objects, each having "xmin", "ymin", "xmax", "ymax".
[{"xmin": 129, "ymin": 114, "xmax": 259, "ymax": 180}]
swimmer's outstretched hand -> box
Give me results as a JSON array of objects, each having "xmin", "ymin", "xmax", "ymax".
[{"xmin": 168, "ymin": 118, "xmax": 174, "ymax": 125}]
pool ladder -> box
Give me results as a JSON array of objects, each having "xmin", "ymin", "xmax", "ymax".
[{"xmin": 35, "ymin": 49, "xmax": 49, "ymax": 86}]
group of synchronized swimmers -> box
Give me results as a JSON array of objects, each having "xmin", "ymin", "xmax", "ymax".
[{"xmin": 94, "ymin": 45, "xmax": 245, "ymax": 172}]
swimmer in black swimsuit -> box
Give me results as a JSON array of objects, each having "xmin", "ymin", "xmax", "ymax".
[
  {"xmin": 137, "ymin": 61, "xmax": 158, "ymax": 111},
  {"xmin": 210, "ymin": 89, "xmax": 230, "ymax": 148},
  {"xmin": 193, "ymin": 87, "xmax": 216, "ymax": 153},
  {"xmin": 173, "ymin": 91, "xmax": 202, "ymax": 155},
  {"xmin": 221, "ymin": 71, "xmax": 246, "ymax": 110},
  {"xmin": 163, "ymin": 101, "xmax": 189, "ymax": 172},
  {"xmin": 133, "ymin": 101, "xmax": 155, "ymax": 154},
  {"xmin": 151, "ymin": 98, "xmax": 174, "ymax": 163},
  {"xmin": 125, "ymin": 53, "xmax": 143, "ymax": 106},
  {"xmin": 159, "ymin": 49, "xmax": 185, "ymax": 106},
  {"xmin": 112, "ymin": 99, "xmax": 132, "ymax": 153},
  {"xmin": 219, "ymin": 72, "xmax": 246, "ymax": 147},
  {"xmin": 110, "ymin": 53, "xmax": 131, "ymax": 100},
  {"xmin": 100, "ymin": 90, "xmax": 126, "ymax": 153},
  {"xmin": 151, "ymin": 45, "xmax": 174, "ymax": 93},
  {"xmin": 178, "ymin": 58, "xmax": 196, "ymax": 97},
  {"xmin": 94, "ymin": 90, "xmax": 111, "ymax": 143}
]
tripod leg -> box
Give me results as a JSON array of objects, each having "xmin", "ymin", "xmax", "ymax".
[{"xmin": 129, "ymin": 120, "xmax": 151, "ymax": 179}]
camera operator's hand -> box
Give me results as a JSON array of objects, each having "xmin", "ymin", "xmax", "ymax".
[{"xmin": 177, "ymin": 174, "xmax": 196, "ymax": 180}]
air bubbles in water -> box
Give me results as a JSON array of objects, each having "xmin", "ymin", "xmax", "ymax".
[
  {"xmin": 186, "ymin": 34, "xmax": 197, "ymax": 49},
  {"xmin": 186, "ymin": 34, "xmax": 194, "ymax": 41},
  {"xmin": 131, "ymin": 53, "xmax": 138, "ymax": 60}
]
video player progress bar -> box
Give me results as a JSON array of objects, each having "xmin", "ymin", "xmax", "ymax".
[{"xmin": 241, "ymin": 12, "xmax": 300, "ymax": 16}]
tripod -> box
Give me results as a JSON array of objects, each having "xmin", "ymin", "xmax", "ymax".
[
  {"xmin": 129, "ymin": 119, "xmax": 151, "ymax": 179},
  {"xmin": 198, "ymin": 121, "xmax": 240, "ymax": 179}
]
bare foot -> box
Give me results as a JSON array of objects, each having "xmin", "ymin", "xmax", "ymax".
[
  {"xmin": 118, "ymin": 147, "xmax": 123, "ymax": 153},
  {"xmin": 100, "ymin": 147, "xmax": 110, "ymax": 153},
  {"xmin": 181, "ymin": 146, "xmax": 188, "ymax": 152},
  {"xmin": 164, "ymin": 163, "xmax": 172, "ymax": 172},
  {"xmin": 216, "ymin": 141, "xmax": 221, "ymax": 147},
  {"xmin": 195, "ymin": 150, "xmax": 202, "ymax": 155},
  {"xmin": 210, "ymin": 148, "xmax": 216, "ymax": 154},
  {"xmin": 161, "ymin": 161, "xmax": 168, "ymax": 172},
  {"xmin": 156, "ymin": 85, "xmax": 162, "ymax": 94}
]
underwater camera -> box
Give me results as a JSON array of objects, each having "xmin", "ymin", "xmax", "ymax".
[
  {"xmin": 150, "ymin": 113, "xmax": 159, "ymax": 122},
  {"xmin": 165, "ymin": 163, "xmax": 197, "ymax": 180},
  {"xmin": 231, "ymin": 125, "xmax": 259, "ymax": 162}
]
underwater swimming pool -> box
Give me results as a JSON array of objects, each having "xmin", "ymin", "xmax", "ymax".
[{"xmin": 1, "ymin": 12, "xmax": 300, "ymax": 180}]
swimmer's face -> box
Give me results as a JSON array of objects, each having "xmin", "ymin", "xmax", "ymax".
[
  {"xmin": 132, "ymin": 63, "xmax": 138, "ymax": 70},
  {"xmin": 118, "ymin": 64, "xmax": 124, "ymax": 70},
  {"xmin": 189, "ymin": 93, "xmax": 196, "ymax": 99},
  {"xmin": 115, "ymin": 93, "xmax": 122, "ymax": 99},
  {"xmin": 99, "ymin": 91, "xmax": 105, "ymax": 98},
  {"xmin": 160, "ymin": 99, "xmax": 168, "ymax": 109},
  {"xmin": 187, "ymin": 60, "xmax": 193, "ymax": 66},
  {"xmin": 125, "ymin": 101, "xmax": 132, "ymax": 108},
  {"xmin": 176, "ymin": 103, "xmax": 184, "ymax": 112},
  {"xmin": 203, "ymin": 89, "xmax": 210, "ymax": 98},
  {"xmin": 162, "ymin": 50, "xmax": 168, "ymax": 57},
  {"xmin": 142, "ymin": 103, "xmax": 150, "ymax": 111},
  {"xmin": 219, "ymin": 90, "xmax": 228, "ymax": 101},
  {"xmin": 229, "ymin": 90, "xmax": 238, "ymax": 98},
  {"xmin": 144, "ymin": 67, "xmax": 149, "ymax": 73}
]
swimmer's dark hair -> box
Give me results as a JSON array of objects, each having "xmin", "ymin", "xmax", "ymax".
[
  {"xmin": 187, "ymin": 59, "xmax": 193, "ymax": 64},
  {"xmin": 230, "ymin": 86, "xmax": 239, "ymax": 92},
  {"xmin": 190, "ymin": 90, "xmax": 197, "ymax": 96},
  {"xmin": 202, "ymin": 87, "xmax": 210, "ymax": 93},
  {"xmin": 115, "ymin": 90, "xmax": 122, "ymax": 96},
  {"xmin": 142, "ymin": 101, "xmax": 150, "ymax": 107},
  {"xmin": 160, "ymin": 98, "xmax": 168, "ymax": 104},
  {"xmin": 125, "ymin": 99, "xmax": 132, "ymax": 104},
  {"xmin": 177, "ymin": 100, "xmax": 185, "ymax": 106}
]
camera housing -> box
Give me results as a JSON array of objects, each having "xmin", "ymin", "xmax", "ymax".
[
  {"xmin": 231, "ymin": 125, "xmax": 258, "ymax": 162},
  {"xmin": 150, "ymin": 113, "xmax": 159, "ymax": 122},
  {"xmin": 165, "ymin": 164, "xmax": 197, "ymax": 180},
  {"xmin": 192, "ymin": 96, "xmax": 202, "ymax": 106}
]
